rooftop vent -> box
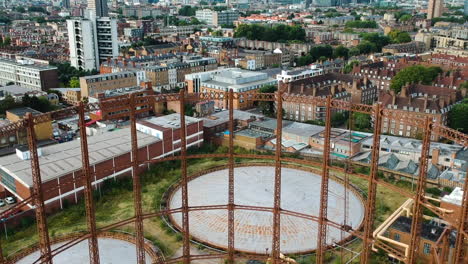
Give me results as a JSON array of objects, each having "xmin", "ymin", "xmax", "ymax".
[{"xmin": 16, "ymin": 146, "xmax": 42, "ymax": 160}]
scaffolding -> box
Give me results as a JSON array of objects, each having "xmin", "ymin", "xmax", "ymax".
[{"xmin": 0, "ymin": 91, "xmax": 467, "ymax": 264}]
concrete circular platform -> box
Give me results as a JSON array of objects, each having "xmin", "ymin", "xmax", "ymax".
[
  {"xmin": 17, "ymin": 237, "xmax": 153, "ymax": 264},
  {"xmin": 168, "ymin": 166, "xmax": 365, "ymax": 254}
]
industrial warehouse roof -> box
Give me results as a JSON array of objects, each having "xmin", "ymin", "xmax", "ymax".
[
  {"xmin": 362, "ymin": 135, "xmax": 464, "ymax": 156},
  {"xmin": 0, "ymin": 128, "xmax": 159, "ymax": 187},
  {"xmin": 282, "ymin": 122, "xmax": 324, "ymax": 138},
  {"xmin": 139, "ymin": 113, "xmax": 200, "ymax": 129}
]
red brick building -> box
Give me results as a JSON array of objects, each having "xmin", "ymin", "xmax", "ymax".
[{"xmin": 0, "ymin": 114, "xmax": 203, "ymax": 213}]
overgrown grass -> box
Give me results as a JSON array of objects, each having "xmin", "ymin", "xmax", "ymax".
[{"xmin": 1, "ymin": 143, "xmax": 411, "ymax": 263}]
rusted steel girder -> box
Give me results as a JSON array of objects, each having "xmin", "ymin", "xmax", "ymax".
[
  {"xmin": 407, "ymin": 117, "xmax": 433, "ymax": 264},
  {"xmin": 316, "ymin": 96, "xmax": 332, "ymax": 264},
  {"xmin": 271, "ymin": 91, "xmax": 283, "ymax": 264},
  {"xmin": 227, "ymin": 89, "xmax": 235, "ymax": 263},
  {"xmin": 179, "ymin": 89, "xmax": 191, "ymax": 264},
  {"xmin": 130, "ymin": 94, "xmax": 146, "ymax": 264},
  {"xmin": 26, "ymin": 112, "xmax": 53, "ymax": 264},
  {"xmin": 78, "ymin": 102, "xmax": 100, "ymax": 264},
  {"xmin": 453, "ymin": 168, "xmax": 468, "ymax": 263},
  {"xmin": 360, "ymin": 103, "xmax": 383, "ymax": 264}
]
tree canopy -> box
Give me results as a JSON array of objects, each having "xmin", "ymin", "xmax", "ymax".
[
  {"xmin": 345, "ymin": 20, "xmax": 377, "ymax": 29},
  {"xmin": 390, "ymin": 65, "xmax": 443, "ymax": 93},
  {"xmin": 295, "ymin": 45, "xmax": 350, "ymax": 66},
  {"xmin": 449, "ymin": 98, "xmax": 468, "ymax": 133},
  {"xmin": 51, "ymin": 62, "xmax": 97, "ymax": 87},
  {"xmin": 234, "ymin": 24, "xmax": 305, "ymax": 42},
  {"xmin": 360, "ymin": 33, "xmax": 391, "ymax": 51},
  {"xmin": 388, "ymin": 30, "xmax": 411, "ymax": 43},
  {"xmin": 178, "ymin": 6, "xmax": 197, "ymax": 16}
]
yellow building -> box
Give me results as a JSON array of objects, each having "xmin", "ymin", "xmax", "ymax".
[{"xmin": 6, "ymin": 107, "xmax": 53, "ymax": 143}]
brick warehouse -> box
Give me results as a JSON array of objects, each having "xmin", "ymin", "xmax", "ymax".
[{"xmin": 0, "ymin": 114, "xmax": 203, "ymax": 213}]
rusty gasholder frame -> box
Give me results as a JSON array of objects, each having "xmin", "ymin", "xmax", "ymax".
[{"xmin": 0, "ymin": 91, "xmax": 467, "ymax": 264}]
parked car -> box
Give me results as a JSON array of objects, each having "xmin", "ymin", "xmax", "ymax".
[
  {"xmin": 5, "ymin": 196, "xmax": 15, "ymax": 204},
  {"xmin": 0, "ymin": 199, "xmax": 5, "ymax": 207}
]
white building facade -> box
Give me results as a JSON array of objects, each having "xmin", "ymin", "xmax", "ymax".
[{"xmin": 67, "ymin": 17, "xmax": 118, "ymax": 71}]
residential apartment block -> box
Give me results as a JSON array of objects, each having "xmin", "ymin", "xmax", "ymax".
[
  {"xmin": 195, "ymin": 9, "xmax": 239, "ymax": 26},
  {"xmin": 67, "ymin": 17, "xmax": 118, "ymax": 71},
  {"xmin": 280, "ymin": 73, "xmax": 378, "ymax": 122},
  {"xmin": 186, "ymin": 68, "xmax": 277, "ymax": 110},
  {"xmin": 379, "ymin": 83, "xmax": 466, "ymax": 140},
  {"xmin": 79, "ymin": 71, "xmax": 138, "ymax": 98},
  {"xmin": 0, "ymin": 58, "xmax": 59, "ymax": 91}
]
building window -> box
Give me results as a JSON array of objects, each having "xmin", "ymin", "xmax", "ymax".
[
  {"xmin": 423, "ymin": 243, "xmax": 431, "ymax": 255},
  {"xmin": 394, "ymin": 233, "xmax": 400, "ymax": 241},
  {"xmin": 0, "ymin": 168, "xmax": 16, "ymax": 193}
]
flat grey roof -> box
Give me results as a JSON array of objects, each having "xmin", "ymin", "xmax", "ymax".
[
  {"xmin": 0, "ymin": 58, "xmax": 57, "ymax": 71},
  {"xmin": 140, "ymin": 113, "xmax": 200, "ymax": 129},
  {"xmin": 282, "ymin": 122, "xmax": 324, "ymax": 137},
  {"xmin": 202, "ymin": 110, "xmax": 263, "ymax": 128},
  {"xmin": 7, "ymin": 107, "xmax": 42, "ymax": 117},
  {"xmin": 0, "ymin": 85, "xmax": 41, "ymax": 95},
  {"xmin": 0, "ymin": 128, "xmax": 159, "ymax": 187}
]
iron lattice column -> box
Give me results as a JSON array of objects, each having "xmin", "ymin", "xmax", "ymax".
[
  {"xmin": 316, "ymin": 97, "xmax": 332, "ymax": 264},
  {"xmin": 130, "ymin": 94, "xmax": 146, "ymax": 264},
  {"xmin": 407, "ymin": 117, "xmax": 433, "ymax": 264},
  {"xmin": 26, "ymin": 112, "xmax": 53, "ymax": 264},
  {"xmin": 360, "ymin": 103, "xmax": 383, "ymax": 264},
  {"xmin": 179, "ymin": 89, "xmax": 191, "ymax": 264},
  {"xmin": 78, "ymin": 102, "xmax": 100, "ymax": 264},
  {"xmin": 227, "ymin": 89, "xmax": 235, "ymax": 263},
  {"xmin": 453, "ymin": 168, "xmax": 468, "ymax": 263},
  {"xmin": 271, "ymin": 91, "xmax": 283, "ymax": 264}
]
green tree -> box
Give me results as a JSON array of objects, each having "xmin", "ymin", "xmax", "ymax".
[
  {"xmin": 353, "ymin": 112, "xmax": 371, "ymax": 130},
  {"xmin": 234, "ymin": 24, "xmax": 305, "ymax": 42},
  {"xmin": 349, "ymin": 47, "xmax": 360, "ymax": 57},
  {"xmin": 28, "ymin": 6, "xmax": 49, "ymax": 14},
  {"xmin": 331, "ymin": 112, "xmax": 348, "ymax": 127},
  {"xmin": 0, "ymin": 95, "xmax": 21, "ymax": 115},
  {"xmin": 344, "ymin": 60, "xmax": 359, "ymax": 73},
  {"xmin": 333, "ymin": 45, "xmax": 349, "ymax": 59},
  {"xmin": 212, "ymin": 30, "xmax": 223, "ymax": 37},
  {"xmin": 388, "ymin": 30, "xmax": 411, "ymax": 43},
  {"xmin": 356, "ymin": 41, "xmax": 377, "ymax": 54},
  {"xmin": 310, "ymin": 45, "xmax": 333, "ymax": 61},
  {"xmin": 258, "ymin": 85, "xmax": 277, "ymax": 117},
  {"xmin": 15, "ymin": 7, "xmax": 26, "ymax": 13},
  {"xmin": 449, "ymin": 99, "xmax": 468, "ymax": 133},
  {"xmin": 178, "ymin": 6, "xmax": 197, "ymax": 16},
  {"xmin": 360, "ymin": 33, "xmax": 391, "ymax": 51},
  {"xmin": 0, "ymin": 37, "xmax": 11, "ymax": 47},
  {"xmin": 390, "ymin": 65, "xmax": 443, "ymax": 93},
  {"xmin": 69, "ymin": 77, "xmax": 80, "ymax": 88},
  {"xmin": 345, "ymin": 20, "xmax": 377, "ymax": 29},
  {"xmin": 399, "ymin": 14, "xmax": 412, "ymax": 22}
]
